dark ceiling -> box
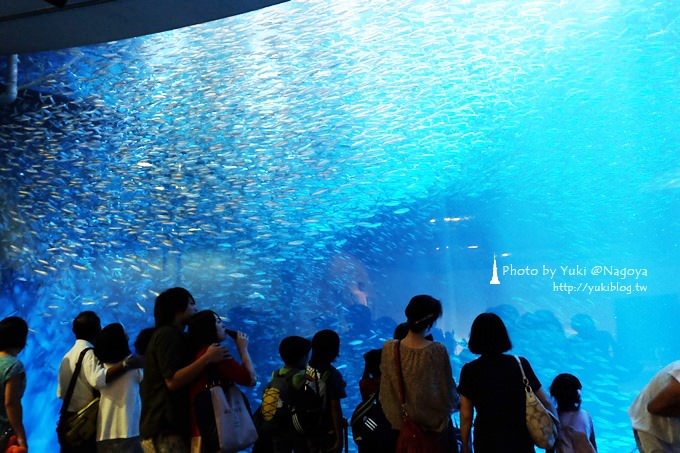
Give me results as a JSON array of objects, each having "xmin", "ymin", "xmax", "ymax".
[{"xmin": 0, "ymin": 0, "xmax": 289, "ymax": 55}]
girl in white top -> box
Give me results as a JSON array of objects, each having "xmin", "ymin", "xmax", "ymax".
[
  {"xmin": 550, "ymin": 373, "xmax": 597, "ymax": 453},
  {"xmin": 94, "ymin": 323, "xmax": 143, "ymax": 453}
]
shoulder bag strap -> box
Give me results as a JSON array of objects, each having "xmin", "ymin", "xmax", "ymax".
[
  {"xmin": 392, "ymin": 340, "xmax": 408, "ymax": 418},
  {"xmin": 514, "ymin": 355, "xmax": 532, "ymax": 392},
  {"xmin": 207, "ymin": 363, "xmax": 220, "ymax": 387},
  {"xmin": 60, "ymin": 347, "xmax": 93, "ymax": 415}
]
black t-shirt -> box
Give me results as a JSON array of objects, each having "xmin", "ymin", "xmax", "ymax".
[
  {"xmin": 307, "ymin": 362, "xmax": 347, "ymax": 402},
  {"xmin": 140, "ymin": 325, "xmax": 191, "ymax": 439},
  {"xmin": 458, "ymin": 354, "xmax": 541, "ymax": 453},
  {"xmin": 307, "ymin": 361, "xmax": 347, "ymax": 434}
]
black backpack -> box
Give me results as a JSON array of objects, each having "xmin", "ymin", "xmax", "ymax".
[
  {"xmin": 255, "ymin": 367, "xmax": 301, "ymax": 435},
  {"xmin": 290, "ymin": 365, "xmax": 330, "ymax": 436},
  {"xmin": 350, "ymin": 392, "xmax": 394, "ymax": 452}
]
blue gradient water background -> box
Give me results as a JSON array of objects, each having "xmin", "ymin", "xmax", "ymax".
[{"xmin": 1, "ymin": 0, "xmax": 679, "ymax": 451}]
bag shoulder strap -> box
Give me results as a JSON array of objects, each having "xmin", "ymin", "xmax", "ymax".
[
  {"xmin": 514, "ymin": 355, "xmax": 532, "ymax": 392},
  {"xmin": 268, "ymin": 368, "xmax": 297, "ymax": 395},
  {"xmin": 305, "ymin": 365, "xmax": 322, "ymax": 392},
  {"xmin": 206, "ymin": 363, "xmax": 225, "ymax": 387},
  {"xmin": 392, "ymin": 340, "xmax": 408, "ymax": 418},
  {"xmin": 60, "ymin": 347, "xmax": 93, "ymax": 415}
]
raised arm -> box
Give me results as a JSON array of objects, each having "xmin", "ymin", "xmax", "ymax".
[
  {"xmin": 647, "ymin": 377, "xmax": 680, "ymax": 417},
  {"xmin": 235, "ymin": 332, "xmax": 257, "ymax": 386},
  {"xmin": 165, "ymin": 343, "xmax": 227, "ymax": 391}
]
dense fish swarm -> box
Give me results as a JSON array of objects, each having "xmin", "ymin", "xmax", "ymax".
[{"xmin": 1, "ymin": 0, "xmax": 679, "ymax": 451}]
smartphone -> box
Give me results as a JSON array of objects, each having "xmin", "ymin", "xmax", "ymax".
[{"xmin": 224, "ymin": 328, "xmax": 238, "ymax": 339}]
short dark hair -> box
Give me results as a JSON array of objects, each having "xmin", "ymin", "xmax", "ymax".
[
  {"xmin": 405, "ymin": 295, "xmax": 442, "ymax": 333},
  {"xmin": 310, "ymin": 329, "xmax": 340, "ymax": 365},
  {"xmin": 134, "ymin": 327, "xmax": 155, "ymax": 356},
  {"xmin": 73, "ymin": 311, "xmax": 101, "ymax": 341},
  {"xmin": 187, "ymin": 310, "xmax": 220, "ymax": 348},
  {"xmin": 154, "ymin": 287, "xmax": 194, "ymax": 327},
  {"xmin": 94, "ymin": 323, "xmax": 131, "ymax": 363},
  {"xmin": 550, "ymin": 373, "xmax": 583, "ymax": 411},
  {"xmin": 279, "ymin": 336, "xmax": 312, "ymax": 368},
  {"xmin": 468, "ymin": 312, "xmax": 512, "ymax": 355},
  {"xmin": 362, "ymin": 348, "xmax": 382, "ymax": 380},
  {"xmin": 0, "ymin": 316, "xmax": 28, "ymax": 351}
]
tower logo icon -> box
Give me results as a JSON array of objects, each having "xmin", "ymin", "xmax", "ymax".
[{"xmin": 490, "ymin": 254, "xmax": 501, "ymax": 285}]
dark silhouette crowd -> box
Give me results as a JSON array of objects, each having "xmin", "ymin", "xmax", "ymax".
[{"xmin": 1, "ymin": 288, "xmax": 679, "ymax": 453}]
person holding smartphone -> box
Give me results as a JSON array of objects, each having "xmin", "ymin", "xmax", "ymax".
[{"xmin": 186, "ymin": 310, "xmax": 256, "ymax": 452}]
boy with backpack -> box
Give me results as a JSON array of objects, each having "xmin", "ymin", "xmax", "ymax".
[
  {"xmin": 301, "ymin": 329, "xmax": 347, "ymax": 453},
  {"xmin": 253, "ymin": 336, "xmax": 312, "ymax": 453},
  {"xmin": 350, "ymin": 348, "xmax": 395, "ymax": 453}
]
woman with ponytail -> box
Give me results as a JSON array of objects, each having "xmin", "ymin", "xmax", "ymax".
[{"xmin": 379, "ymin": 295, "xmax": 459, "ymax": 452}]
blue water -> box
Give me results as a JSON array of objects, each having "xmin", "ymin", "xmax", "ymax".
[{"xmin": 1, "ymin": 0, "xmax": 679, "ymax": 451}]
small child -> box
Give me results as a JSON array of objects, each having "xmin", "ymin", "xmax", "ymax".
[
  {"xmin": 353, "ymin": 348, "xmax": 395, "ymax": 453},
  {"xmin": 359, "ymin": 348, "xmax": 382, "ymax": 400},
  {"xmin": 305, "ymin": 329, "xmax": 347, "ymax": 453},
  {"xmin": 253, "ymin": 336, "xmax": 312, "ymax": 453},
  {"xmin": 550, "ymin": 373, "xmax": 597, "ymax": 453}
]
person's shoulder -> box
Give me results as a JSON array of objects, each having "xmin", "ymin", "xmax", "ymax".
[
  {"xmin": 666, "ymin": 361, "xmax": 680, "ymax": 377},
  {"xmin": 428, "ymin": 341, "xmax": 450, "ymax": 354},
  {"xmin": 0, "ymin": 355, "xmax": 22, "ymax": 372},
  {"xmin": 0, "ymin": 354, "xmax": 18, "ymax": 363},
  {"xmin": 326, "ymin": 365, "xmax": 347, "ymax": 396},
  {"xmin": 578, "ymin": 408, "xmax": 594, "ymax": 421},
  {"xmin": 154, "ymin": 325, "xmax": 177, "ymax": 334},
  {"xmin": 147, "ymin": 326, "xmax": 184, "ymax": 355},
  {"xmin": 153, "ymin": 325, "xmax": 182, "ymax": 341},
  {"xmin": 324, "ymin": 365, "xmax": 345, "ymax": 385},
  {"xmin": 73, "ymin": 339, "xmax": 95, "ymax": 353},
  {"xmin": 512, "ymin": 354, "xmax": 533, "ymax": 368},
  {"xmin": 460, "ymin": 355, "xmax": 482, "ymax": 372},
  {"xmin": 290, "ymin": 369, "xmax": 306, "ymax": 389},
  {"xmin": 382, "ymin": 339, "xmax": 397, "ymax": 351}
]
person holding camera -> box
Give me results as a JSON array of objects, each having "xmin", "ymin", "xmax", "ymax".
[
  {"xmin": 140, "ymin": 288, "xmax": 227, "ymax": 453},
  {"xmin": 186, "ymin": 310, "xmax": 256, "ymax": 452}
]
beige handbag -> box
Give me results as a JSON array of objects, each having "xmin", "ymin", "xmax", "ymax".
[{"xmin": 515, "ymin": 356, "xmax": 559, "ymax": 449}]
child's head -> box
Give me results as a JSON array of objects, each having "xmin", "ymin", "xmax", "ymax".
[
  {"xmin": 362, "ymin": 348, "xmax": 382, "ymax": 380},
  {"xmin": 279, "ymin": 335, "xmax": 312, "ymax": 369},
  {"xmin": 310, "ymin": 329, "xmax": 340, "ymax": 365},
  {"xmin": 134, "ymin": 327, "xmax": 155, "ymax": 356},
  {"xmin": 94, "ymin": 323, "xmax": 131, "ymax": 364},
  {"xmin": 550, "ymin": 373, "xmax": 583, "ymax": 411}
]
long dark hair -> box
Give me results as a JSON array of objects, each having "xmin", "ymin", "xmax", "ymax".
[
  {"xmin": 405, "ymin": 295, "xmax": 442, "ymax": 333},
  {"xmin": 95, "ymin": 323, "xmax": 131, "ymax": 363},
  {"xmin": 187, "ymin": 310, "xmax": 221, "ymax": 350}
]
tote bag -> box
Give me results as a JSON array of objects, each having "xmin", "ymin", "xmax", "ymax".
[
  {"xmin": 195, "ymin": 384, "xmax": 258, "ymax": 453},
  {"xmin": 56, "ymin": 348, "xmax": 99, "ymax": 448},
  {"xmin": 514, "ymin": 356, "xmax": 558, "ymax": 449},
  {"xmin": 57, "ymin": 396, "xmax": 100, "ymax": 447}
]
